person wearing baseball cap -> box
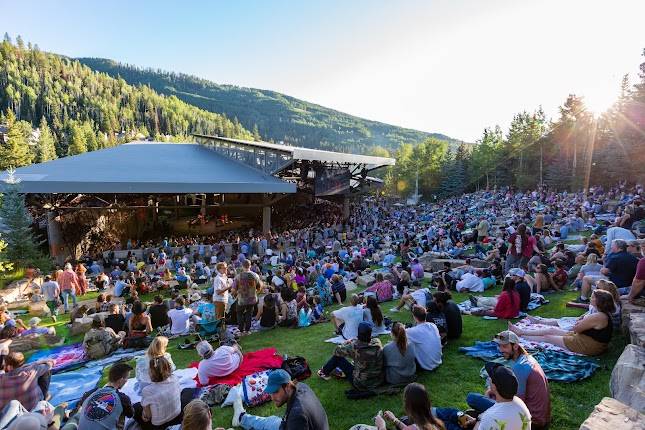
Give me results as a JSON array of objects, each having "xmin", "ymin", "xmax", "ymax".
[
  {"xmin": 476, "ymin": 363, "xmax": 531, "ymax": 430},
  {"xmin": 232, "ymin": 368, "xmax": 329, "ymax": 430},
  {"xmin": 467, "ymin": 330, "xmax": 550, "ymax": 429},
  {"xmin": 506, "ymin": 268, "xmax": 531, "ymax": 313}
]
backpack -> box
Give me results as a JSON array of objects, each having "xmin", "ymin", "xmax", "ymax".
[{"xmin": 281, "ymin": 356, "xmax": 312, "ymax": 381}]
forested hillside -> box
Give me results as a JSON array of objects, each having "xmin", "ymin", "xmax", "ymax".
[
  {"xmin": 78, "ymin": 57, "xmax": 463, "ymax": 154},
  {"xmin": 0, "ymin": 36, "xmax": 253, "ymax": 169}
]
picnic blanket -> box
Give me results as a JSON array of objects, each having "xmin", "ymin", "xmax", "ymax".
[
  {"xmin": 49, "ymin": 366, "xmax": 103, "ymax": 409},
  {"xmin": 121, "ymin": 368, "xmax": 198, "ymax": 405},
  {"xmin": 457, "ymin": 293, "xmax": 548, "ymax": 316},
  {"xmin": 190, "ymin": 347, "xmax": 283, "ymax": 387},
  {"xmin": 459, "ymin": 341, "xmax": 599, "ymax": 381},
  {"xmin": 325, "ymin": 326, "xmax": 390, "ymax": 344},
  {"xmin": 27, "ymin": 343, "xmax": 88, "ymax": 373}
]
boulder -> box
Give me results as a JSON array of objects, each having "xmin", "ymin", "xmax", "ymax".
[
  {"xmin": 28, "ymin": 301, "xmax": 51, "ymax": 317},
  {"xmin": 579, "ymin": 397, "xmax": 644, "ymax": 430},
  {"xmin": 621, "ymin": 300, "xmax": 645, "ymax": 334},
  {"xmin": 345, "ymin": 281, "xmax": 358, "ymax": 292},
  {"xmin": 629, "ymin": 313, "xmax": 645, "ymax": 347},
  {"xmin": 356, "ymin": 275, "xmax": 376, "ymax": 288},
  {"xmin": 610, "ymin": 344, "xmax": 645, "ymax": 412}
]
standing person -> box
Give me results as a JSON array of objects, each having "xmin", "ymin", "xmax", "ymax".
[
  {"xmin": 467, "ymin": 331, "xmax": 550, "ymax": 430},
  {"xmin": 382, "ymin": 322, "xmax": 417, "ymax": 385},
  {"xmin": 234, "ymin": 271, "xmax": 259, "ymax": 335},
  {"xmin": 232, "ymin": 369, "xmax": 329, "ymax": 430},
  {"xmin": 212, "ymin": 262, "xmax": 230, "ymax": 320},
  {"xmin": 58, "ymin": 263, "xmax": 80, "ymax": 313},
  {"xmin": 474, "ymin": 364, "xmax": 532, "ymax": 430},
  {"xmin": 67, "ymin": 363, "xmax": 134, "ymax": 430},
  {"xmin": 375, "ymin": 383, "xmax": 445, "ymax": 430},
  {"xmin": 75, "ymin": 264, "xmax": 89, "ymax": 296},
  {"xmin": 40, "ymin": 275, "xmax": 60, "ymax": 322},
  {"xmin": 406, "ymin": 306, "xmax": 442, "ymax": 371}
]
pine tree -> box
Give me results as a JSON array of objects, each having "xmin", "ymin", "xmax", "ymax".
[
  {"xmin": 67, "ymin": 122, "xmax": 87, "ymax": 155},
  {"xmin": 0, "ymin": 172, "xmax": 43, "ymax": 267},
  {"xmin": 0, "ymin": 111, "xmax": 34, "ymax": 169},
  {"xmin": 0, "ymin": 236, "xmax": 12, "ymax": 273},
  {"xmin": 37, "ymin": 117, "xmax": 57, "ymax": 162},
  {"xmin": 252, "ymin": 124, "xmax": 261, "ymax": 141}
]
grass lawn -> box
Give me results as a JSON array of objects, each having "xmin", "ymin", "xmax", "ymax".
[{"xmin": 17, "ymin": 277, "xmax": 624, "ymax": 430}]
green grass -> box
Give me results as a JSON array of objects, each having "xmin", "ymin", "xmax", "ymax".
[
  {"xmin": 21, "ymin": 281, "xmax": 622, "ymax": 430},
  {"xmin": 0, "ymin": 268, "xmax": 25, "ymax": 290}
]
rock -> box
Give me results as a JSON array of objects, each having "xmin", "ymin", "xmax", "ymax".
[
  {"xmin": 610, "ymin": 344, "xmax": 645, "ymax": 412},
  {"xmin": 579, "ymin": 397, "xmax": 644, "ymax": 430},
  {"xmin": 629, "ymin": 313, "xmax": 645, "ymax": 347},
  {"xmin": 345, "ymin": 281, "xmax": 358, "ymax": 292},
  {"xmin": 621, "ymin": 300, "xmax": 645, "ymax": 334},
  {"xmin": 28, "ymin": 301, "xmax": 51, "ymax": 317},
  {"xmin": 356, "ymin": 275, "xmax": 376, "ymax": 287}
]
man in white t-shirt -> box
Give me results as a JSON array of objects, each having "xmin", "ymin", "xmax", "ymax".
[
  {"xmin": 195, "ymin": 341, "xmax": 243, "ymax": 385},
  {"xmin": 405, "ymin": 305, "xmax": 442, "ymax": 371},
  {"xmin": 331, "ymin": 294, "xmax": 364, "ymax": 340},
  {"xmin": 167, "ymin": 298, "xmax": 194, "ymax": 335},
  {"xmin": 456, "ymin": 272, "xmax": 485, "ymax": 293},
  {"xmin": 476, "ymin": 363, "xmax": 531, "ymax": 430}
]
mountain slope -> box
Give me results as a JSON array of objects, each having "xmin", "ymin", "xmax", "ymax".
[
  {"xmin": 78, "ymin": 58, "xmax": 465, "ymax": 154},
  {"xmin": 0, "ymin": 40, "xmax": 253, "ymax": 164}
]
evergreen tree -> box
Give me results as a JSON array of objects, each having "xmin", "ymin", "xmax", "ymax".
[
  {"xmin": 0, "ymin": 111, "xmax": 34, "ymax": 169},
  {"xmin": 252, "ymin": 124, "xmax": 261, "ymax": 141},
  {"xmin": 67, "ymin": 122, "xmax": 87, "ymax": 155},
  {"xmin": 37, "ymin": 117, "xmax": 57, "ymax": 162},
  {"xmin": 0, "ymin": 236, "xmax": 12, "ymax": 273},
  {"xmin": 0, "ymin": 173, "xmax": 43, "ymax": 267}
]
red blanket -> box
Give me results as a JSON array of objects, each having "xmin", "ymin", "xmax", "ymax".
[{"xmin": 190, "ymin": 347, "xmax": 284, "ymax": 387}]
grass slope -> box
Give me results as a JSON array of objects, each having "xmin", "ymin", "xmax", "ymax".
[{"xmin": 19, "ymin": 281, "xmax": 622, "ymax": 430}]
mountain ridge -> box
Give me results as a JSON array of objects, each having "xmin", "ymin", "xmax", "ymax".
[{"xmin": 77, "ymin": 57, "xmax": 469, "ymax": 154}]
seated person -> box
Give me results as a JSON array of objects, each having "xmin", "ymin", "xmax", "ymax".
[
  {"xmin": 480, "ymin": 269, "xmax": 497, "ymax": 290},
  {"xmin": 147, "ymin": 295, "xmax": 169, "ymax": 330},
  {"xmin": 427, "ymin": 291, "xmax": 462, "ymax": 340},
  {"xmin": 471, "ymin": 277, "xmax": 521, "ymax": 319},
  {"xmin": 19, "ymin": 317, "xmax": 55, "ymax": 337},
  {"xmin": 135, "ymin": 336, "xmax": 176, "ymax": 394},
  {"xmin": 104, "ymin": 303, "xmax": 126, "ymax": 333},
  {"xmin": 256, "ymin": 293, "xmax": 279, "ymax": 329},
  {"xmin": 132, "ymin": 356, "xmax": 183, "ymax": 429},
  {"xmin": 364, "ymin": 273, "xmax": 395, "ymax": 302},
  {"xmin": 456, "ymin": 271, "xmax": 485, "ymax": 293},
  {"xmin": 390, "ymin": 287, "xmax": 432, "ymax": 313},
  {"xmin": 317, "ymin": 322, "xmax": 384, "ymax": 392},
  {"xmin": 509, "ymin": 289, "xmax": 615, "ymax": 356},
  {"xmin": 533, "ymin": 264, "xmax": 560, "ymax": 294},
  {"xmin": 65, "ymin": 362, "xmax": 134, "ymax": 430},
  {"xmin": 363, "ymin": 296, "xmax": 385, "ymax": 333},
  {"xmin": 193, "ymin": 293, "xmax": 218, "ymax": 335},
  {"xmin": 129, "ymin": 301, "xmax": 153, "ymax": 337},
  {"xmin": 167, "ymin": 399, "xmax": 213, "ymax": 430},
  {"xmin": 331, "ymin": 294, "xmax": 364, "ymax": 340},
  {"xmin": 196, "ymin": 341, "xmax": 243, "ymax": 385},
  {"xmin": 231, "ymin": 369, "xmax": 329, "ymax": 430},
  {"xmin": 552, "ymin": 261, "xmax": 568, "ymax": 290},
  {"xmin": 167, "ymin": 297, "xmax": 195, "ymax": 336},
  {"xmin": 508, "ymin": 269, "xmax": 531, "ymax": 313},
  {"xmin": 0, "ymin": 352, "xmax": 54, "ymax": 411},
  {"xmin": 374, "ymin": 383, "xmax": 448, "ymax": 430},
  {"xmin": 382, "ymin": 322, "xmax": 417, "ymax": 385},
  {"xmin": 83, "ymin": 316, "xmax": 124, "ymax": 359},
  {"xmin": 406, "ymin": 306, "xmax": 442, "ymax": 371},
  {"xmin": 620, "ymin": 243, "xmax": 645, "ymax": 303},
  {"xmin": 330, "ymin": 274, "xmax": 347, "ymax": 304}
]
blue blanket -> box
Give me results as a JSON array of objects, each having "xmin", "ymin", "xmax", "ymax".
[
  {"xmin": 460, "ymin": 341, "xmax": 599, "ymax": 382},
  {"xmin": 49, "ymin": 367, "xmax": 103, "ymax": 409}
]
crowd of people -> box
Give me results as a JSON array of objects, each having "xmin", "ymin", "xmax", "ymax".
[{"xmin": 0, "ymin": 181, "xmax": 643, "ymax": 430}]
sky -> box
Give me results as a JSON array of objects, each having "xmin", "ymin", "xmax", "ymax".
[{"xmin": 1, "ymin": 0, "xmax": 644, "ymax": 142}]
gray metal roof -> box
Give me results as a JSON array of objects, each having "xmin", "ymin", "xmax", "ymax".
[
  {"xmin": 193, "ymin": 134, "xmax": 396, "ymax": 169},
  {"xmin": 0, "ymin": 142, "xmax": 296, "ymax": 194}
]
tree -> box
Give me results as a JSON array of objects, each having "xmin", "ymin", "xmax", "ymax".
[
  {"xmin": 67, "ymin": 121, "xmax": 87, "ymax": 155},
  {"xmin": 0, "ymin": 172, "xmax": 43, "ymax": 267},
  {"xmin": 0, "ymin": 111, "xmax": 34, "ymax": 169},
  {"xmin": 37, "ymin": 117, "xmax": 57, "ymax": 162},
  {"xmin": 0, "ymin": 236, "xmax": 12, "ymax": 274}
]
